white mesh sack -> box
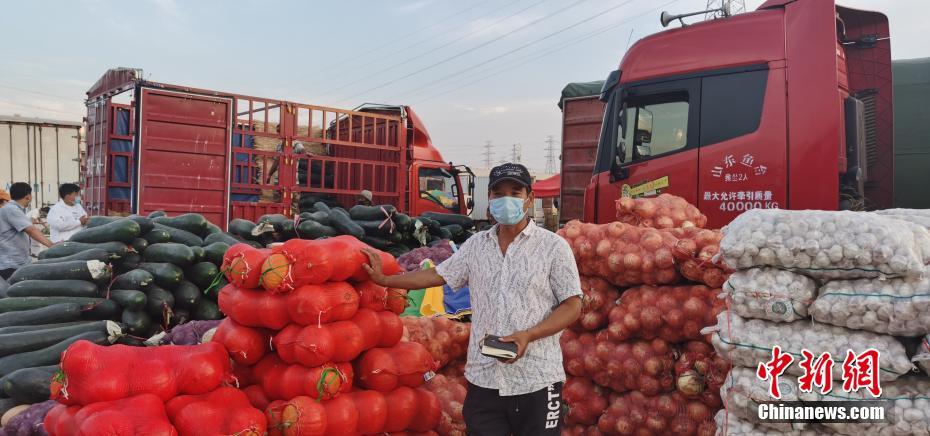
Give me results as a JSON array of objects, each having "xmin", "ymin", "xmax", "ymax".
[
  {"xmin": 704, "ymin": 311, "xmax": 913, "ymax": 382},
  {"xmin": 875, "ymin": 209, "xmax": 930, "ymax": 230},
  {"xmin": 713, "ymin": 403, "xmax": 838, "ymax": 435},
  {"xmin": 809, "ymin": 376, "xmax": 930, "ymax": 436},
  {"xmin": 720, "ymin": 367, "xmax": 812, "ymax": 433},
  {"xmin": 809, "ymin": 276, "xmax": 930, "ymax": 336},
  {"xmin": 719, "ymin": 209, "xmax": 930, "ymax": 280},
  {"xmin": 721, "ymin": 267, "xmax": 818, "ymax": 323}
]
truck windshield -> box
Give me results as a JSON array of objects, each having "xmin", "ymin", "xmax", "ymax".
[{"xmin": 419, "ymin": 167, "xmax": 460, "ymax": 212}]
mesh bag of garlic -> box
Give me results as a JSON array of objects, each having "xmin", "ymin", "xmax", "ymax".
[
  {"xmin": 719, "ymin": 209, "xmax": 930, "ymax": 280},
  {"xmin": 807, "ymin": 376, "xmax": 930, "ymax": 436},
  {"xmin": 720, "ymin": 267, "xmax": 818, "ymax": 323},
  {"xmin": 714, "ymin": 409, "xmax": 839, "ymax": 435},
  {"xmin": 809, "ymin": 276, "xmax": 930, "ymax": 336},
  {"xmin": 703, "ymin": 312, "xmax": 913, "ymax": 382},
  {"xmin": 874, "ymin": 209, "xmax": 930, "ymax": 230},
  {"xmin": 720, "ymin": 367, "xmax": 812, "ymax": 433}
]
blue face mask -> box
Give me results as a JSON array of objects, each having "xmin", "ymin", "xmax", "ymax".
[
  {"xmin": 74, "ymin": 196, "xmax": 81, "ymax": 206},
  {"xmin": 489, "ymin": 196, "xmax": 528, "ymax": 225}
]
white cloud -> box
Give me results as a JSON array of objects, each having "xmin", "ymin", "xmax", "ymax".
[
  {"xmin": 147, "ymin": 0, "xmax": 181, "ymax": 18},
  {"xmin": 479, "ymin": 106, "xmax": 509, "ymax": 115},
  {"xmin": 397, "ymin": 0, "xmax": 433, "ymax": 14}
]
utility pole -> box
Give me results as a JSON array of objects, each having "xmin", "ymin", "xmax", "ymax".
[
  {"xmin": 510, "ymin": 143, "xmax": 522, "ymax": 164},
  {"xmin": 545, "ymin": 135, "xmax": 558, "ymax": 174},
  {"xmin": 483, "ymin": 141, "xmax": 494, "ymax": 169}
]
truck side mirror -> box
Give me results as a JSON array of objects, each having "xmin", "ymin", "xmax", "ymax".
[{"xmin": 634, "ymin": 108, "xmax": 653, "ymax": 145}]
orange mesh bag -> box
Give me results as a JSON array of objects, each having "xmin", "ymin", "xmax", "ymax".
[
  {"xmin": 571, "ymin": 276, "xmax": 620, "ymax": 332},
  {"xmin": 166, "ymin": 387, "xmax": 267, "ymax": 436},
  {"xmin": 597, "ymin": 391, "xmax": 715, "ymax": 436},
  {"xmin": 212, "ymin": 318, "xmax": 271, "ymax": 366},
  {"xmin": 564, "ymin": 376, "xmax": 608, "ymax": 426},
  {"xmin": 355, "ymin": 342, "xmax": 437, "ymax": 392},
  {"xmin": 669, "ymin": 227, "xmax": 731, "ymax": 288},
  {"xmin": 558, "ymin": 221, "xmax": 681, "ymax": 287},
  {"xmin": 615, "ymin": 193, "xmax": 708, "ymax": 229},
  {"xmin": 606, "ymin": 285, "xmax": 724, "ymax": 343},
  {"xmin": 218, "ymin": 284, "xmax": 291, "ymax": 330},
  {"xmin": 252, "ymin": 354, "xmax": 352, "ymax": 401},
  {"xmin": 51, "ymin": 341, "xmax": 232, "ymax": 406},
  {"xmin": 287, "ymin": 282, "xmax": 360, "ymax": 325},
  {"xmin": 223, "ymin": 244, "xmax": 271, "ymax": 289},
  {"xmin": 424, "ymin": 374, "xmax": 467, "ymax": 436},
  {"xmin": 401, "ymin": 317, "xmax": 470, "ymax": 369},
  {"xmin": 265, "ymin": 396, "xmax": 326, "ymax": 436},
  {"xmin": 44, "ymin": 394, "xmax": 178, "ymax": 436}
]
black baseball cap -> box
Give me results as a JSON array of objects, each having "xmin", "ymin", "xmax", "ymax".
[{"xmin": 489, "ymin": 163, "xmax": 533, "ymax": 191}]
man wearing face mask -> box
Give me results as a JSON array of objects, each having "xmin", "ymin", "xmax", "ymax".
[
  {"xmin": 364, "ymin": 163, "xmax": 582, "ymax": 435},
  {"xmin": 47, "ymin": 183, "xmax": 88, "ymax": 243}
]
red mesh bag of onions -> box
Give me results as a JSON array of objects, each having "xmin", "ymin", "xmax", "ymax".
[
  {"xmin": 424, "ymin": 374, "xmax": 468, "ymax": 436},
  {"xmin": 607, "ymin": 285, "xmax": 725, "ymax": 343},
  {"xmin": 560, "ymin": 329, "xmax": 596, "ymax": 378},
  {"xmin": 583, "ymin": 332, "xmax": 676, "ymax": 396},
  {"xmin": 564, "ymin": 377, "xmax": 608, "ymax": 426},
  {"xmin": 598, "ymin": 391, "xmax": 716, "ymax": 436},
  {"xmin": 674, "ymin": 341, "xmax": 731, "ymax": 409},
  {"xmin": 669, "ymin": 227, "xmax": 731, "ymax": 288},
  {"xmin": 571, "ymin": 276, "xmax": 620, "ymax": 332},
  {"xmin": 615, "ymin": 193, "xmax": 708, "ymax": 229},
  {"xmin": 558, "ymin": 221, "xmax": 681, "ymax": 287},
  {"xmin": 562, "ymin": 426, "xmax": 606, "ymax": 436},
  {"xmin": 402, "ymin": 317, "xmax": 470, "ymax": 369}
]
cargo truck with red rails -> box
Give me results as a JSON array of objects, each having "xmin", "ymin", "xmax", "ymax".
[
  {"xmin": 82, "ymin": 68, "xmax": 474, "ymax": 228},
  {"xmin": 561, "ymin": 0, "xmax": 892, "ymax": 228}
]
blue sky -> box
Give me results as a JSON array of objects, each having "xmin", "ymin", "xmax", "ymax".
[{"xmin": 1, "ymin": 0, "xmax": 926, "ymax": 174}]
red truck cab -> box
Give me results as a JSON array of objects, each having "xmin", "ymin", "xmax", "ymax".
[
  {"xmin": 82, "ymin": 69, "xmax": 472, "ymax": 228},
  {"xmin": 586, "ymin": 0, "xmax": 892, "ymax": 227}
]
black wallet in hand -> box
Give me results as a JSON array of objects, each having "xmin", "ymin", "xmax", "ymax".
[{"xmin": 481, "ymin": 335, "xmax": 518, "ymax": 360}]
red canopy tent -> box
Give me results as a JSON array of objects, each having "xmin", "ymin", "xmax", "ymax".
[{"xmin": 532, "ymin": 174, "xmax": 561, "ymax": 198}]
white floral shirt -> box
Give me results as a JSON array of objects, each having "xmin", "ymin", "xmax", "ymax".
[{"xmin": 435, "ymin": 221, "xmax": 582, "ymax": 396}]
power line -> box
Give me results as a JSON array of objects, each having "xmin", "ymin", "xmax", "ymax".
[
  {"xmin": 0, "ymin": 99, "xmax": 82, "ymax": 117},
  {"xmin": 334, "ymin": 0, "xmax": 589, "ymax": 104},
  {"xmin": 288, "ymin": 0, "xmax": 496, "ymax": 86},
  {"xmin": 317, "ymin": 0, "xmax": 551, "ymax": 99},
  {"xmin": 387, "ymin": 0, "xmax": 638, "ymax": 102},
  {"xmin": 510, "ymin": 142, "xmax": 522, "ymax": 163},
  {"xmin": 0, "ymin": 84, "xmax": 77, "ymax": 103},
  {"xmin": 411, "ymin": 0, "xmax": 675, "ymax": 104}
]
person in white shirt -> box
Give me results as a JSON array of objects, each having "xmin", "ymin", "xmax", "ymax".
[{"xmin": 47, "ymin": 183, "xmax": 88, "ymax": 243}]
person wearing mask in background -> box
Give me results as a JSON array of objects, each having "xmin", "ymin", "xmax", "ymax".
[
  {"xmin": 0, "ymin": 183, "xmax": 54, "ymax": 280},
  {"xmin": 47, "ymin": 183, "xmax": 88, "ymax": 243},
  {"xmin": 356, "ymin": 189, "xmax": 373, "ymax": 206},
  {"xmin": 363, "ymin": 163, "xmax": 582, "ymax": 435}
]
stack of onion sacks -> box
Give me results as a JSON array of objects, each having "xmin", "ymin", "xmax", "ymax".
[
  {"xmin": 615, "ymin": 193, "xmax": 707, "ymax": 229},
  {"xmin": 558, "ymin": 221, "xmax": 680, "ymax": 287},
  {"xmin": 669, "ymin": 227, "xmax": 731, "ymax": 288},
  {"xmin": 673, "ymin": 341, "xmax": 731, "ymax": 409},
  {"xmin": 572, "ymin": 276, "xmax": 620, "ymax": 331},
  {"xmin": 607, "ymin": 285, "xmax": 725, "ymax": 343}
]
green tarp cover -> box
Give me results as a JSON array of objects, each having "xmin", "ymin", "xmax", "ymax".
[
  {"xmin": 558, "ymin": 80, "xmax": 605, "ymax": 109},
  {"xmin": 893, "ymin": 57, "xmax": 930, "ymax": 208}
]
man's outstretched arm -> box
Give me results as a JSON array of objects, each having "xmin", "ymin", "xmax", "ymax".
[{"xmin": 362, "ymin": 249, "xmax": 446, "ymax": 290}]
